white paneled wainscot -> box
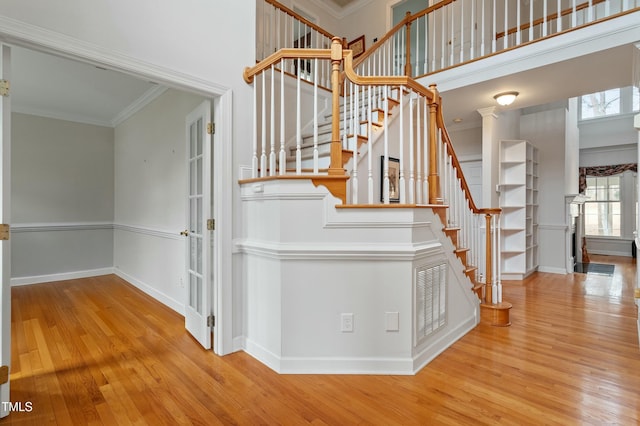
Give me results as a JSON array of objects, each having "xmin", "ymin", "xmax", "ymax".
[{"xmin": 236, "ymin": 179, "xmax": 479, "ymax": 374}]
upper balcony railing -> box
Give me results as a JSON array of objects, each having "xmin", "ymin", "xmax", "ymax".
[{"xmin": 354, "ymin": 0, "xmax": 640, "ymax": 78}]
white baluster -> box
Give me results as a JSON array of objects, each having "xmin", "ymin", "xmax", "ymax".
[
  {"xmin": 368, "ymin": 81, "xmax": 374, "ymax": 204},
  {"xmin": 415, "ymin": 18, "xmax": 420, "ymax": 76},
  {"xmin": 543, "ymin": 0, "xmax": 548, "ymax": 37},
  {"xmin": 423, "ymin": 16, "xmax": 429, "ymax": 74},
  {"xmin": 409, "ymin": 97, "xmax": 415, "ymax": 204},
  {"xmin": 296, "ymin": 59, "xmax": 301, "ymax": 174},
  {"xmin": 503, "ymin": 0, "xmax": 508, "ymax": 50},
  {"xmin": 252, "ymin": 73, "xmax": 258, "ymax": 178},
  {"xmin": 261, "ymin": 71, "xmax": 267, "ymax": 177},
  {"xmin": 480, "ymin": 0, "xmax": 486, "ymax": 57},
  {"xmin": 431, "ymin": 10, "xmax": 437, "ymax": 72},
  {"xmin": 470, "ymin": 0, "xmax": 476, "ymax": 60},
  {"xmin": 557, "ymin": 0, "xmax": 562, "ymax": 32},
  {"xmin": 516, "ymin": 0, "xmax": 521, "ymax": 46},
  {"xmin": 460, "ymin": 0, "xmax": 465, "ymax": 64},
  {"xmin": 450, "ymin": 4, "xmax": 455, "ymax": 66},
  {"xmin": 423, "ymin": 97, "xmax": 429, "ymax": 202},
  {"xmin": 279, "ymin": 59, "xmax": 285, "ymax": 175},
  {"xmin": 441, "ymin": 8, "xmax": 446, "ymax": 69},
  {"xmin": 416, "ymin": 97, "xmax": 422, "ymax": 204},
  {"xmin": 492, "ymin": 0, "xmax": 497, "ymax": 53},
  {"xmin": 399, "ymin": 87, "xmax": 406, "ymax": 204},
  {"xmin": 313, "ymin": 59, "xmax": 319, "ymax": 174},
  {"xmin": 383, "ymin": 85, "xmax": 390, "ymax": 204},
  {"xmin": 572, "ymin": 0, "xmax": 577, "ymax": 28},
  {"xmin": 269, "ymin": 64, "xmax": 276, "ymax": 176},
  {"xmin": 530, "ymin": 0, "xmax": 535, "ymax": 41},
  {"xmin": 352, "ymin": 83, "xmax": 359, "ymax": 204}
]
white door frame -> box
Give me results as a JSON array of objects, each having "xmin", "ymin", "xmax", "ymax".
[
  {"xmin": 0, "ymin": 28, "xmax": 235, "ymax": 356},
  {"xmin": 0, "ymin": 43, "xmax": 12, "ymax": 419}
]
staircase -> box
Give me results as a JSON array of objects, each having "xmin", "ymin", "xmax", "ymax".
[{"xmin": 275, "ymin": 71, "xmax": 511, "ymax": 326}]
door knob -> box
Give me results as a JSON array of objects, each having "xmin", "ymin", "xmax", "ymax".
[{"xmin": 180, "ymin": 230, "xmax": 189, "ymax": 236}]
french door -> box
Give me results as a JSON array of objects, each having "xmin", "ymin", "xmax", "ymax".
[{"xmin": 184, "ymin": 101, "xmax": 213, "ymax": 349}]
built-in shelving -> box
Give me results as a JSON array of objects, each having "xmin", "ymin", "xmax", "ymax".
[{"xmin": 499, "ymin": 140, "xmax": 539, "ymax": 280}]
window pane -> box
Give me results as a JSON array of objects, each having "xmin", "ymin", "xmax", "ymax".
[{"xmin": 581, "ymin": 88, "xmax": 621, "ymax": 119}]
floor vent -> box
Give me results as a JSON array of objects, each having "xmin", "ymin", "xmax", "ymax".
[{"xmin": 414, "ymin": 262, "xmax": 448, "ymax": 348}]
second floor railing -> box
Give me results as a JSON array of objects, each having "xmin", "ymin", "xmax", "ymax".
[{"xmin": 354, "ymin": 0, "xmax": 640, "ymax": 78}]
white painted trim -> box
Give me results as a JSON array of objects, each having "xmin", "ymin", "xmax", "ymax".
[
  {"xmin": 114, "ymin": 268, "xmax": 185, "ymax": 316},
  {"xmin": 538, "ymin": 223, "xmax": 569, "ymax": 231},
  {"xmin": 584, "ymin": 249, "xmax": 632, "ymax": 257},
  {"xmin": 538, "ymin": 266, "xmax": 569, "ymax": 275},
  {"xmin": 235, "ymin": 239, "xmax": 443, "ymax": 261},
  {"xmin": 0, "ymin": 16, "xmax": 229, "ymax": 97},
  {"xmin": 279, "ymin": 356, "xmax": 415, "ymax": 375},
  {"xmin": 412, "ymin": 314, "xmax": 478, "ymax": 374},
  {"xmin": 11, "ymin": 267, "xmax": 115, "ymax": 286},
  {"xmin": 243, "ymin": 313, "xmax": 474, "ymax": 374},
  {"xmin": 307, "ymin": 0, "xmax": 373, "ymax": 20},
  {"xmin": 243, "ymin": 338, "xmax": 282, "ymax": 373},
  {"xmin": 111, "ymin": 85, "xmax": 168, "ymax": 127},
  {"xmin": 11, "ymin": 222, "xmax": 113, "ymax": 233},
  {"xmin": 113, "ymin": 223, "xmax": 182, "ymax": 241},
  {"xmin": 212, "ymin": 90, "xmax": 235, "ymax": 356},
  {"xmin": 11, "ymin": 105, "xmax": 114, "ymax": 128}
]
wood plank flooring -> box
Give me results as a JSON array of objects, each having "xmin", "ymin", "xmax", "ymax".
[{"xmin": 1, "ymin": 254, "xmax": 639, "ymax": 425}]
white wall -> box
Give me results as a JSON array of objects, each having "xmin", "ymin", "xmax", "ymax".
[
  {"xmin": 11, "ymin": 113, "xmax": 114, "ymax": 283},
  {"xmin": 521, "ymin": 106, "xmax": 568, "ymax": 273},
  {"xmin": 114, "ymin": 89, "xmax": 206, "ymax": 314}
]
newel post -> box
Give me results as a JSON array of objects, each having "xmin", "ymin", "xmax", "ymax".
[
  {"xmin": 485, "ymin": 213, "xmax": 494, "ymax": 305},
  {"xmin": 428, "ymin": 84, "xmax": 443, "ymax": 204},
  {"xmin": 405, "ymin": 11, "xmax": 412, "ymax": 77},
  {"xmin": 328, "ymin": 37, "xmax": 345, "ymax": 176}
]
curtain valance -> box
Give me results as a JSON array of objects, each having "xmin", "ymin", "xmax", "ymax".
[{"xmin": 578, "ymin": 163, "xmax": 637, "ymax": 194}]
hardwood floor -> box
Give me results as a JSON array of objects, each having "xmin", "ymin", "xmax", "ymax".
[{"xmin": 2, "ymin": 255, "xmax": 639, "ymax": 425}]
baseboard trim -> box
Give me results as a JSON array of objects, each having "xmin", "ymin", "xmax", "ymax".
[
  {"xmin": 114, "ymin": 268, "xmax": 185, "ymax": 316},
  {"xmin": 538, "ymin": 266, "xmax": 569, "ymax": 275},
  {"xmin": 11, "ymin": 267, "xmax": 115, "ymax": 286},
  {"xmin": 243, "ymin": 339, "xmax": 282, "ymax": 373},
  {"xmin": 412, "ymin": 313, "xmax": 478, "ymax": 374}
]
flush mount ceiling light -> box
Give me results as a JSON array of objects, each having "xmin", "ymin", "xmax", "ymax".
[{"xmin": 493, "ymin": 91, "xmax": 519, "ymax": 106}]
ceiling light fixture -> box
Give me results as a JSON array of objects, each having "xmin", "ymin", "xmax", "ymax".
[{"xmin": 493, "ymin": 91, "xmax": 519, "ymax": 106}]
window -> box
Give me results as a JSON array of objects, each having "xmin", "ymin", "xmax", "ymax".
[
  {"xmin": 584, "ymin": 176, "xmax": 621, "ymax": 236},
  {"xmin": 580, "ymin": 86, "xmax": 639, "ymax": 120},
  {"xmin": 581, "ymin": 89, "xmax": 620, "ymax": 119}
]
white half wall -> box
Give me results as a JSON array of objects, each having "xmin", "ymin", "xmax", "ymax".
[
  {"xmin": 11, "ymin": 113, "xmax": 114, "ymax": 282},
  {"xmin": 237, "ymin": 179, "xmax": 479, "ymax": 374}
]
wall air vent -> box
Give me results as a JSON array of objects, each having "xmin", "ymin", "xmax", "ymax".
[{"xmin": 414, "ymin": 262, "xmax": 447, "ymax": 348}]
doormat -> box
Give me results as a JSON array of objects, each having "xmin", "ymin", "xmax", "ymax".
[{"xmin": 574, "ymin": 263, "xmax": 615, "ymax": 276}]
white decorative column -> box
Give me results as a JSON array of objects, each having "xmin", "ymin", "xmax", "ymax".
[{"xmin": 477, "ymin": 107, "xmax": 499, "ymax": 208}]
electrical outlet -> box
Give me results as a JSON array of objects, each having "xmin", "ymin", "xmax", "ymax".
[{"xmin": 341, "ymin": 313, "xmax": 354, "ymax": 332}]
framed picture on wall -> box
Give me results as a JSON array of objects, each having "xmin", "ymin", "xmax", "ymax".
[
  {"xmin": 348, "ymin": 35, "xmax": 365, "ymax": 58},
  {"xmin": 380, "ymin": 156, "xmax": 400, "ymax": 203}
]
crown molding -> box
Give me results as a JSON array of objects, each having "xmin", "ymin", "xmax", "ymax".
[
  {"xmin": 0, "ymin": 16, "xmax": 230, "ymax": 97},
  {"xmin": 306, "ymin": 0, "xmax": 373, "ymax": 19},
  {"xmin": 111, "ymin": 85, "xmax": 168, "ymax": 127},
  {"xmin": 11, "ymin": 105, "xmax": 114, "ymax": 127}
]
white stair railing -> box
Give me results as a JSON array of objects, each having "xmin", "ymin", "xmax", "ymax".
[{"xmin": 257, "ymin": 0, "xmax": 335, "ymax": 88}]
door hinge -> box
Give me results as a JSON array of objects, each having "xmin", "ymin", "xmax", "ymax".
[
  {"xmin": 0, "ymin": 80, "xmax": 8, "ymax": 97},
  {"xmin": 0, "ymin": 224, "xmax": 9, "ymax": 241},
  {"xmin": 207, "ymin": 122, "xmax": 215, "ymax": 135},
  {"xmin": 207, "ymin": 219, "xmax": 215, "ymax": 231},
  {"xmin": 0, "ymin": 365, "xmax": 8, "ymax": 385},
  {"xmin": 207, "ymin": 315, "xmax": 215, "ymax": 327}
]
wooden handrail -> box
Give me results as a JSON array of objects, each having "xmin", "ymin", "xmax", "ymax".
[
  {"xmin": 435, "ymin": 102, "xmax": 500, "ymax": 216},
  {"xmin": 496, "ymin": 0, "xmax": 608, "ymax": 40},
  {"xmin": 244, "ymin": 48, "xmax": 334, "ymax": 83},
  {"xmin": 262, "ymin": 0, "xmax": 335, "ymax": 41}
]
